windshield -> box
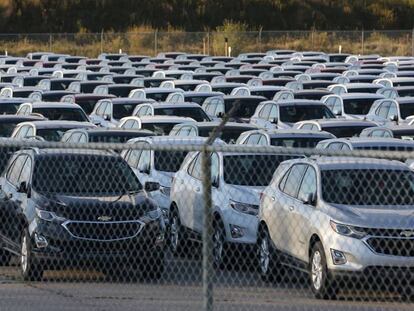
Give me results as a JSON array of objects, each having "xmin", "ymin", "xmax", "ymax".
[
  {"xmin": 0, "ymin": 103, "xmax": 21, "ymax": 114},
  {"xmin": 33, "ymin": 108, "xmax": 88, "ymax": 122},
  {"xmin": 324, "ymin": 125, "xmax": 372, "ymax": 138},
  {"xmin": 77, "ymin": 100, "xmax": 98, "ymax": 114},
  {"xmin": 90, "ymin": 133, "xmax": 149, "ymax": 143},
  {"xmin": 399, "ymin": 104, "xmax": 414, "ymax": 119},
  {"xmin": 223, "ymin": 154, "xmax": 299, "ymax": 186},
  {"xmin": 156, "ymin": 107, "xmax": 210, "ymax": 122},
  {"xmin": 110, "ymin": 87, "xmax": 135, "ymax": 97},
  {"xmin": 224, "ymin": 99, "xmax": 262, "ymax": 118},
  {"xmin": 250, "ymin": 90, "xmax": 278, "ymax": 100},
  {"xmin": 185, "ymin": 95, "xmax": 208, "ymax": 105},
  {"xmin": 0, "ymin": 123, "xmax": 18, "ymax": 137},
  {"xmin": 322, "ymin": 169, "xmax": 414, "ymax": 205},
  {"xmin": 199, "ymin": 127, "xmax": 251, "ymax": 144},
  {"xmin": 37, "ymin": 128, "xmax": 74, "ymax": 141},
  {"xmin": 154, "ymin": 151, "xmax": 188, "ymax": 172},
  {"xmin": 343, "ymin": 98, "xmax": 377, "ymax": 115},
  {"xmin": 347, "ymin": 87, "xmax": 379, "ymax": 94},
  {"xmin": 51, "ymin": 80, "xmax": 73, "ymax": 90},
  {"xmin": 113, "ymin": 104, "xmax": 140, "ymax": 119},
  {"xmin": 33, "ymin": 155, "xmax": 141, "ymax": 195},
  {"xmin": 146, "ymin": 92, "xmax": 171, "ymax": 101},
  {"xmin": 141, "ymin": 122, "xmax": 179, "ymax": 135},
  {"xmin": 212, "ymin": 86, "xmax": 234, "ymax": 95},
  {"xmin": 280, "ymin": 105, "xmax": 334, "ymax": 123},
  {"xmin": 271, "ymin": 137, "xmax": 327, "ymax": 148}
]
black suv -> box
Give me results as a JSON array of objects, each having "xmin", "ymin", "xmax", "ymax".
[{"xmin": 0, "ymin": 149, "xmax": 165, "ymax": 281}]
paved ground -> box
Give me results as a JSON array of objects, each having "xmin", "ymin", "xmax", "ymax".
[{"xmin": 0, "ymin": 254, "xmax": 413, "ymax": 311}]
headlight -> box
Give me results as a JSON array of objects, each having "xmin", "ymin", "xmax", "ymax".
[
  {"xmin": 330, "ymin": 220, "xmax": 366, "ymax": 239},
  {"xmin": 36, "ymin": 208, "xmax": 66, "ymax": 222},
  {"xmin": 230, "ymin": 200, "xmax": 258, "ymax": 216},
  {"xmin": 159, "ymin": 185, "xmax": 171, "ymax": 197}
]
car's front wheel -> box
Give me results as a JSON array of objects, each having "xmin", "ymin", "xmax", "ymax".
[
  {"xmin": 257, "ymin": 226, "xmax": 282, "ymax": 282},
  {"xmin": 309, "ymin": 241, "xmax": 338, "ymax": 299},
  {"xmin": 21, "ymin": 230, "xmax": 43, "ymax": 281},
  {"xmin": 213, "ymin": 219, "xmax": 228, "ymax": 269},
  {"xmin": 169, "ymin": 207, "xmax": 188, "ymax": 256}
]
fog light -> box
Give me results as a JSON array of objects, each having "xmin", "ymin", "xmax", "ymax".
[
  {"xmin": 34, "ymin": 233, "xmax": 48, "ymax": 249},
  {"xmin": 230, "ymin": 225, "xmax": 244, "ymax": 238},
  {"xmin": 330, "ymin": 249, "xmax": 347, "ymax": 265}
]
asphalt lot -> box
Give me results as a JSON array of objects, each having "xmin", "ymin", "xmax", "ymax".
[{"xmin": 0, "ymin": 253, "xmax": 413, "ymax": 311}]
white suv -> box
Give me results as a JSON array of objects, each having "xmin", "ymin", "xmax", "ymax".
[
  {"xmin": 170, "ymin": 151, "xmax": 301, "ymax": 267},
  {"xmin": 258, "ymin": 156, "xmax": 414, "ymax": 299}
]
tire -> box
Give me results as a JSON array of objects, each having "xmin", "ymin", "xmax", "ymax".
[
  {"xmin": 169, "ymin": 207, "xmax": 189, "ymax": 256},
  {"xmin": 309, "ymin": 241, "xmax": 338, "ymax": 299},
  {"xmin": 257, "ymin": 226, "xmax": 282, "ymax": 282},
  {"xmin": 0, "ymin": 247, "xmax": 11, "ymax": 266},
  {"xmin": 212, "ymin": 218, "xmax": 228, "ymax": 269},
  {"xmin": 21, "ymin": 229, "xmax": 43, "ymax": 281}
]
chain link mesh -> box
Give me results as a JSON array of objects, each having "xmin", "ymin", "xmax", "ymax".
[{"xmin": 0, "ymin": 139, "xmax": 413, "ymax": 310}]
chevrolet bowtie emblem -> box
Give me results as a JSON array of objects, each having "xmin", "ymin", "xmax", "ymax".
[{"xmin": 97, "ymin": 216, "xmax": 112, "ymax": 222}]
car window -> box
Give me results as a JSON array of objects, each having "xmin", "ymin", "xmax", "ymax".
[
  {"xmin": 6, "ymin": 155, "xmax": 27, "ymax": 186},
  {"xmin": 327, "ymin": 142, "xmax": 343, "ymax": 150},
  {"xmin": 297, "ymin": 166, "xmax": 317, "ymax": 202},
  {"xmin": 377, "ymin": 102, "xmax": 390, "ymax": 118},
  {"xmin": 246, "ymin": 134, "xmax": 260, "ymax": 145},
  {"xmin": 188, "ymin": 153, "xmax": 202, "ymax": 180},
  {"xmin": 125, "ymin": 149, "xmax": 141, "ymax": 168},
  {"xmin": 259, "ymin": 104, "xmax": 271, "ymax": 119},
  {"xmin": 18, "ymin": 156, "xmax": 32, "ymax": 183},
  {"xmin": 387, "ymin": 103, "xmax": 398, "ymax": 119},
  {"xmin": 137, "ymin": 149, "xmax": 151, "ymax": 173},
  {"xmin": 301, "ymin": 123, "xmax": 313, "ymax": 130},
  {"xmin": 282, "ymin": 164, "xmax": 307, "ymax": 198},
  {"xmin": 95, "ymin": 102, "xmax": 106, "ymax": 115},
  {"xmin": 269, "ymin": 105, "xmax": 278, "ymax": 120},
  {"xmin": 341, "ymin": 143, "xmax": 351, "ymax": 151},
  {"xmin": 258, "ymin": 134, "xmax": 268, "ymax": 145},
  {"xmin": 211, "ymin": 153, "xmax": 220, "ymax": 184}
]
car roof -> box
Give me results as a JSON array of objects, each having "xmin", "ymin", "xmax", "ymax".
[
  {"xmin": 139, "ymin": 116, "xmax": 196, "ymax": 123},
  {"xmin": 81, "ymin": 128, "xmax": 154, "ymax": 135},
  {"xmin": 126, "ymin": 136, "xmax": 225, "ymax": 145},
  {"xmin": 264, "ymin": 129, "xmax": 335, "ymax": 138},
  {"xmin": 339, "ymin": 93, "xmax": 385, "ymax": 100},
  {"xmin": 31, "ymin": 148, "xmax": 115, "ymax": 157},
  {"xmin": 145, "ymin": 102, "xmax": 201, "ymax": 108},
  {"xmin": 0, "ymin": 115, "xmax": 44, "ymax": 122},
  {"xmin": 304, "ymin": 119, "xmax": 376, "ymax": 127},
  {"xmin": 289, "ymin": 156, "xmax": 409, "ymax": 170},
  {"xmin": 324, "ymin": 137, "xmax": 414, "ymax": 147},
  {"xmin": 20, "ymin": 120, "xmax": 95, "ymax": 129},
  {"xmin": 274, "ymin": 99, "xmax": 325, "ymax": 106},
  {"xmin": 30, "ymin": 102, "xmax": 82, "ymax": 109},
  {"xmin": 195, "ymin": 121, "xmax": 259, "ymax": 129},
  {"xmin": 395, "ymin": 97, "xmax": 414, "ymax": 104}
]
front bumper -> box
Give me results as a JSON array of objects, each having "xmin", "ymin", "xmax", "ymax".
[
  {"xmin": 31, "ymin": 219, "xmax": 165, "ymax": 266},
  {"xmin": 221, "ymin": 208, "xmax": 259, "ymax": 245}
]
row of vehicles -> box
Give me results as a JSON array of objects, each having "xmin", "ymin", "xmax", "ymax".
[{"xmin": 0, "ymin": 50, "xmax": 413, "ymax": 299}]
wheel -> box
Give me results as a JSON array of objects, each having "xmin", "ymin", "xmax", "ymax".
[
  {"xmin": 212, "ymin": 219, "xmax": 228, "ymax": 269},
  {"xmin": 257, "ymin": 226, "xmax": 282, "ymax": 282},
  {"xmin": 21, "ymin": 229, "xmax": 43, "ymax": 281},
  {"xmin": 309, "ymin": 241, "xmax": 338, "ymax": 299},
  {"xmin": 0, "ymin": 247, "xmax": 11, "ymax": 266},
  {"xmin": 169, "ymin": 207, "xmax": 189, "ymax": 256}
]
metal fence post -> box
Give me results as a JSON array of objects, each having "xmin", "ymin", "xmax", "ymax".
[
  {"xmin": 154, "ymin": 30, "xmax": 158, "ymax": 56},
  {"xmin": 100, "ymin": 30, "xmax": 103, "ymax": 54},
  {"xmin": 207, "ymin": 31, "xmax": 210, "ymax": 55},
  {"xmin": 361, "ymin": 30, "xmax": 364, "ymax": 55},
  {"xmin": 49, "ymin": 33, "xmax": 52, "ymax": 52},
  {"xmin": 258, "ymin": 28, "xmax": 262, "ymax": 53},
  {"xmin": 201, "ymin": 145, "xmax": 213, "ymax": 311},
  {"xmin": 412, "ymin": 28, "xmax": 414, "ymax": 57}
]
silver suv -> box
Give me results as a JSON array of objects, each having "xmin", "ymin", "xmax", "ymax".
[{"xmin": 258, "ymin": 157, "xmax": 414, "ymax": 299}]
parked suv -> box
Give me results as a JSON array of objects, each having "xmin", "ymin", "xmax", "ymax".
[
  {"xmin": 170, "ymin": 151, "xmax": 301, "ymax": 267},
  {"xmin": 258, "ymin": 157, "xmax": 414, "ymax": 299},
  {"xmin": 0, "ymin": 149, "xmax": 166, "ymax": 280}
]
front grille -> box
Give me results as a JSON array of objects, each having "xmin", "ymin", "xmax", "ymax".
[
  {"xmin": 63, "ymin": 221, "xmax": 142, "ymax": 241},
  {"xmin": 366, "ymin": 237, "xmax": 414, "ymax": 257}
]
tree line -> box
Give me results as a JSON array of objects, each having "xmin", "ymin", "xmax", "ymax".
[{"xmin": 0, "ymin": 0, "xmax": 413, "ymax": 33}]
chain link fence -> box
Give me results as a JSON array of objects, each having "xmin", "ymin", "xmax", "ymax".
[
  {"xmin": 0, "ymin": 138, "xmax": 414, "ymax": 310},
  {"xmin": 0, "ymin": 30, "xmax": 413, "ymax": 57}
]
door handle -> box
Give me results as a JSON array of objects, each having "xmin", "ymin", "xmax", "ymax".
[
  {"xmin": 288, "ymin": 206, "xmax": 294, "ymax": 212},
  {"xmin": 195, "ymin": 187, "xmax": 200, "ymax": 192},
  {"xmin": 271, "ymin": 196, "xmax": 275, "ymax": 201}
]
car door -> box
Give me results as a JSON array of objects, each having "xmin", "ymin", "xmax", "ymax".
[
  {"xmin": 292, "ymin": 165, "xmax": 317, "ymax": 262},
  {"xmin": 180, "ymin": 153, "xmax": 204, "ymax": 233},
  {"xmin": 270, "ymin": 164, "xmax": 307, "ymax": 254},
  {"xmin": 0, "ymin": 154, "xmax": 30, "ymax": 247}
]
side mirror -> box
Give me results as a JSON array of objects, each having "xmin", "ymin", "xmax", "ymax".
[
  {"xmin": 103, "ymin": 114, "xmax": 111, "ymax": 121},
  {"xmin": 389, "ymin": 114, "xmax": 397, "ymax": 122},
  {"xmin": 144, "ymin": 181, "xmax": 160, "ymax": 192},
  {"xmin": 18, "ymin": 181, "xmax": 30, "ymax": 196},
  {"xmin": 303, "ymin": 193, "xmax": 316, "ymax": 206},
  {"xmin": 212, "ymin": 178, "xmax": 219, "ymax": 188},
  {"xmin": 216, "ymin": 112, "xmax": 224, "ymax": 118},
  {"xmin": 271, "ymin": 117, "xmax": 278, "ymax": 124},
  {"xmin": 333, "ymin": 109, "xmax": 342, "ymax": 116},
  {"xmin": 139, "ymin": 166, "xmax": 151, "ymax": 175}
]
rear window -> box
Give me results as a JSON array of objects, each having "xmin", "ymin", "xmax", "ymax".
[
  {"xmin": 155, "ymin": 107, "xmax": 210, "ymax": 122},
  {"xmin": 270, "ymin": 137, "xmax": 328, "ymax": 148},
  {"xmin": 33, "ymin": 107, "xmax": 88, "ymax": 122},
  {"xmin": 324, "ymin": 125, "xmax": 374, "ymax": 138},
  {"xmin": 279, "ymin": 105, "xmax": 334, "ymax": 123}
]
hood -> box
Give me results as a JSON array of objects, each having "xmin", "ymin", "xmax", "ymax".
[
  {"xmin": 326, "ymin": 203, "xmax": 414, "ymax": 229},
  {"xmin": 345, "ymin": 114, "xmax": 365, "ymax": 120},
  {"xmin": 32, "ymin": 191, "xmax": 156, "ymax": 221},
  {"xmin": 224, "ymin": 184, "xmax": 264, "ymax": 205}
]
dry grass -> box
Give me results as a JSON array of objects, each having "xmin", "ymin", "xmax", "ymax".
[{"xmin": 0, "ymin": 31, "xmax": 412, "ymax": 58}]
